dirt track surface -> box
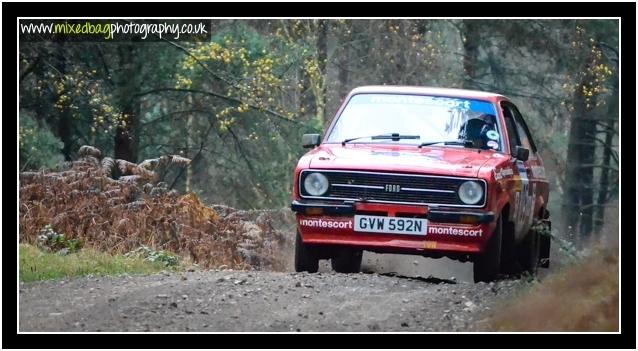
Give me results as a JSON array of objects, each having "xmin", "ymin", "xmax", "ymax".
[{"xmin": 19, "ymin": 267, "xmax": 529, "ymax": 332}]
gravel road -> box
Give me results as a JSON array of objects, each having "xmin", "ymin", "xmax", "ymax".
[{"xmin": 19, "ymin": 259, "xmax": 531, "ymax": 332}]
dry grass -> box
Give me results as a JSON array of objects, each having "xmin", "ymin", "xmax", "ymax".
[
  {"xmin": 19, "ymin": 150, "xmax": 293, "ymax": 272},
  {"xmin": 487, "ymin": 232, "xmax": 619, "ymax": 332}
]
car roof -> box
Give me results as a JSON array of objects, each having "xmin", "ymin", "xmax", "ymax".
[{"xmin": 349, "ymin": 85, "xmax": 507, "ymax": 102}]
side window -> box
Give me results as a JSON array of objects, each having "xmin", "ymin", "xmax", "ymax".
[
  {"xmin": 515, "ymin": 120, "xmax": 532, "ymax": 152},
  {"xmin": 510, "ymin": 105, "xmax": 538, "ymax": 153},
  {"xmin": 501, "ymin": 104, "xmax": 520, "ymax": 155}
]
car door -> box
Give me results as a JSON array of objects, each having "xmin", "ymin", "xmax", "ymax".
[
  {"xmin": 500, "ymin": 102, "xmax": 536, "ymax": 240},
  {"xmin": 509, "ymin": 103, "xmax": 548, "ymax": 230}
]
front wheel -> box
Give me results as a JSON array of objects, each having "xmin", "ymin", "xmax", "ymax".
[
  {"xmin": 295, "ymin": 231, "xmax": 319, "ymax": 273},
  {"xmin": 331, "ymin": 249, "xmax": 362, "ymax": 273},
  {"xmin": 473, "ymin": 215, "xmax": 503, "ymax": 283}
]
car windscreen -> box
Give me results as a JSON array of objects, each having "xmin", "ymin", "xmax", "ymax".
[{"xmin": 325, "ymin": 93, "xmax": 502, "ymax": 150}]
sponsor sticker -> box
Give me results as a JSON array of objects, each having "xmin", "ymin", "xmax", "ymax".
[
  {"xmin": 516, "ymin": 161, "xmax": 527, "ymax": 173},
  {"xmin": 422, "ymin": 241, "xmax": 437, "ymax": 249},
  {"xmin": 427, "ymin": 225, "xmax": 483, "ymax": 237},
  {"xmin": 493, "ymin": 167, "xmax": 514, "ymax": 181},
  {"xmin": 486, "ymin": 130, "xmax": 500, "ymax": 140},
  {"xmin": 514, "ymin": 171, "xmax": 535, "ymax": 229},
  {"xmin": 369, "ymin": 94, "xmax": 471, "ymax": 109},
  {"xmin": 299, "ymin": 218, "xmax": 353, "ymax": 229},
  {"xmin": 512, "ymin": 175, "xmax": 523, "ymax": 192},
  {"xmin": 530, "ymin": 165, "xmax": 546, "ymax": 179}
]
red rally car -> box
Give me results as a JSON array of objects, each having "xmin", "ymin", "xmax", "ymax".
[{"xmin": 291, "ymin": 86, "xmax": 551, "ymax": 283}]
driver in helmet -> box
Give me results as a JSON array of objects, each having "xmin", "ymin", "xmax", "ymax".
[{"xmin": 457, "ymin": 113, "xmax": 498, "ymax": 149}]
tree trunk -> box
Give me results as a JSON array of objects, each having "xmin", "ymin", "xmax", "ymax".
[
  {"xmin": 563, "ymin": 50, "xmax": 599, "ymax": 244},
  {"xmin": 114, "ymin": 44, "xmax": 140, "ymax": 162},
  {"xmin": 593, "ymin": 119, "xmax": 614, "ymax": 233},
  {"xmin": 56, "ymin": 44, "xmax": 73, "ymax": 161},
  {"xmin": 594, "ymin": 61, "xmax": 619, "ymax": 233},
  {"xmin": 185, "ymin": 95, "xmax": 194, "ymax": 193},
  {"xmin": 563, "ymin": 100, "xmax": 582, "ymax": 241},
  {"xmin": 33, "ymin": 58, "xmax": 51, "ymax": 128},
  {"xmin": 338, "ymin": 38, "xmax": 350, "ymax": 101},
  {"xmin": 316, "ymin": 19, "xmax": 328, "ymax": 124},
  {"xmin": 578, "ymin": 119, "xmax": 596, "ymax": 238},
  {"xmin": 461, "ymin": 20, "xmax": 481, "ymax": 89}
]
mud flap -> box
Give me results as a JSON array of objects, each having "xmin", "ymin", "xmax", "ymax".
[{"xmin": 539, "ymin": 220, "xmax": 551, "ymax": 268}]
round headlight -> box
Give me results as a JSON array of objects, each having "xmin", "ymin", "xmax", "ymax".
[
  {"xmin": 458, "ymin": 181, "xmax": 484, "ymax": 205},
  {"xmin": 303, "ymin": 172, "xmax": 329, "ymax": 196}
]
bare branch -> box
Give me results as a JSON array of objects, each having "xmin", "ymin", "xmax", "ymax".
[
  {"xmin": 576, "ymin": 164, "xmax": 619, "ymax": 172},
  {"xmin": 133, "ymin": 87, "xmax": 306, "ymax": 126},
  {"xmin": 169, "ymin": 120, "xmax": 215, "ymax": 190},
  {"xmin": 19, "ymin": 57, "xmax": 41, "ymax": 83}
]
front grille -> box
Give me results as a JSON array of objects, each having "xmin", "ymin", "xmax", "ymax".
[{"xmin": 299, "ymin": 170, "xmax": 486, "ymax": 208}]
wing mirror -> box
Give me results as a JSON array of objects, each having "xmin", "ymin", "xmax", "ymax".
[
  {"xmin": 514, "ymin": 146, "xmax": 529, "ymax": 161},
  {"xmin": 302, "ymin": 133, "xmax": 321, "ymax": 148}
]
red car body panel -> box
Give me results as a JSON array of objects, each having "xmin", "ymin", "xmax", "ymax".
[{"xmin": 292, "ymin": 86, "xmax": 550, "ymax": 260}]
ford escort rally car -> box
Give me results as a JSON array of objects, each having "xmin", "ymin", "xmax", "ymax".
[{"xmin": 291, "ymin": 86, "xmax": 551, "ymax": 282}]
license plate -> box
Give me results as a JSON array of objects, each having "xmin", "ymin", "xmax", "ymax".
[{"xmin": 354, "ymin": 215, "xmax": 427, "ymax": 235}]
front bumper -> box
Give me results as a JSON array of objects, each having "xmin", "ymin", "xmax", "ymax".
[
  {"xmin": 291, "ymin": 200, "xmax": 495, "ymax": 224},
  {"xmin": 291, "ymin": 200, "xmax": 497, "ymax": 255}
]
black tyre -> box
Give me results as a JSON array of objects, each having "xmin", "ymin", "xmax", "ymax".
[
  {"xmin": 518, "ymin": 228, "xmax": 540, "ymax": 275},
  {"xmin": 331, "ymin": 249, "xmax": 362, "ymax": 273},
  {"xmin": 294, "ymin": 231, "xmax": 319, "ymax": 273},
  {"xmin": 499, "ymin": 220, "xmax": 522, "ymax": 274},
  {"xmin": 473, "ymin": 215, "xmax": 503, "ymax": 283}
]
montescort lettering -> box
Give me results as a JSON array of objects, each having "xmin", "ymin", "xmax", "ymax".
[{"xmin": 299, "ymin": 218, "xmax": 353, "ymax": 229}]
